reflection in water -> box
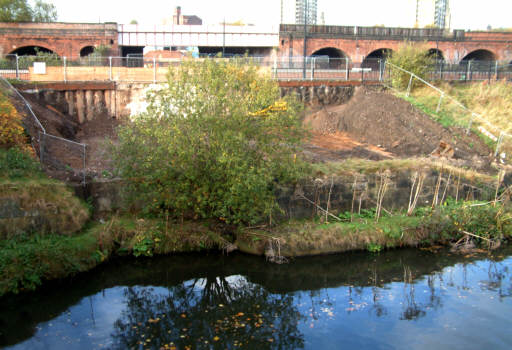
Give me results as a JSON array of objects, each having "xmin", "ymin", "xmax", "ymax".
[
  {"xmin": 110, "ymin": 277, "xmax": 304, "ymax": 349},
  {"xmin": 1, "ymin": 247, "xmax": 512, "ymax": 349}
]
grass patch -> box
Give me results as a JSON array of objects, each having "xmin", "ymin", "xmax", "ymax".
[
  {"xmin": 0, "ymin": 180, "xmax": 90, "ymax": 239},
  {"xmin": 0, "ymin": 231, "xmax": 100, "ymax": 296},
  {"xmin": 400, "ymin": 81, "xmax": 512, "ymax": 155},
  {"xmin": 240, "ymin": 200, "xmax": 512, "ymax": 257},
  {"xmin": 0, "ymin": 148, "xmax": 44, "ymax": 181},
  {"xmin": 0, "ymin": 217, "xmax": 229, "ymax": 297}
]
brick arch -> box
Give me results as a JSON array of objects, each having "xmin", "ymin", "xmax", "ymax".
[
  {"xmin": 461, "ymin": 49, "xmax": 497, "ymax": 62},
  {"xmin": 311, "ymin": 47, "xmax": 348, "ymax": 59},
  {"xmin": 9, "ymin": 45, "xmax": 57, "ymax": 56},
  {"xmin": 80, "ymin": 46, "xmax": 95, "ymax": 57},
  {"xmin": 428, "ymin": 48, "xmax": 444, "ymax": 61},
  {"xmin": 7, "ymin": 41, "xmax": 65, "ymax": 57},
  {"xmin": 364, "ymin": 48, "xmax": 393, "ymax": 60}
]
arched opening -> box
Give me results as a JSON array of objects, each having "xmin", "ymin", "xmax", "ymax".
[
  {"xmin": 311, "ymin": 47, "xmax": 347, "ymax": 68},
  {"xmin": 362, "ymin": 48, "xmax": 392, "ymax": 69},
  {"xmin": 428, "ymin": 48, "xmax": 444, "ymax": 61},
  {"xmin": 80, "ymin": 46, "xmax": 95, "ymax": 57},
  {"xmin": 461, "ymin": 49, "xmax": 496, "ymax": 62},
  {"xmin": 9, "ymin": 45, "xmax": 56, "ymax": 56}
]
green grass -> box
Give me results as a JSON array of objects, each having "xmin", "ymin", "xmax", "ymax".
[
  {"xmin": 0, "ymin": 148, "xmax": 45, "ymax": 181},
  {"xmin": 0, "ymin": 231, "xmax": 100, "ymax": 296},
  {"xmin": 0, "ymin": 217, "xmax": 228, "ymax": 297},
  {"xmin": 397, "ymin": 81, "xmax": 512, "ymax": 156},
  {"xmin": 239, "ymin": 200, "xmax": 512, "ymax": 257}
]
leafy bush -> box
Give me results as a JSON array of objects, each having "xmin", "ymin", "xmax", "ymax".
[
  {"xmin": 0, "ymin": 147, "xmax": 41, "ymax": 178},
  {"xmin": 387, "ymin": 43, "xmax": 435, "ymax": 90},
  {"xmin": 0, "ymin": 91, "xmax": 30, "ymax": 150},
  {"xmin": 114, "ymin": 58, "xmax": 308, "ymax": 225}
]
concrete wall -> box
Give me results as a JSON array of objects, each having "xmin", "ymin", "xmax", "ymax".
[
  {"xmin": 25, "ymin": 82, "xmax": 150, "ymax": 122},
  {"xmin": 79, "ymin": 169, "xmax": 496, "ymax": 220},
  {"xmin": 25, "ymin": 79, "xmax": 362, "ymax": 123}
]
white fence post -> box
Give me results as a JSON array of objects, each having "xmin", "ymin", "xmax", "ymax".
[
  {"xmin": 406, "ymin": 74, "xmax": 413, "ymax": 97},
  {"xmin": 15, "ymin": 54, "xmax": 19, "ymax": 79},
  {"xmin": 310, "ymin": 57, "xmax": 314, "ymax": 81},
  {"xmin": 109, "ymin": 57, "xmax": 112, "ymax": 81},
  {"xmin": 345, "ymin": 58, "xmax": 349, "ymax": 81},
  {"xmin": 63, "ymin": 56, "xmax": 67, "ymax": 82},
  {"xmin": 495, "ymin": 132, "xmax": 504, "ymax": 157},
  {"xmin": 436, "ymin": 93, "xmax": 444, "ymax": 113},
  {"xmin": 466, "ymin": 112, "xmax": 475, "ymax": 135}
]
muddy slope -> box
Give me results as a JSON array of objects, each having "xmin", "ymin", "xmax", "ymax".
[{"xmin": 305, "ymin": 87, "xmax": 491, "ymax": 160}]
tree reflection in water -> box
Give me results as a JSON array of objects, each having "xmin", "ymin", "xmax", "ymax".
[{"xmin": 109, "ymin": 275, "xmax": 305, "ymax": 349}]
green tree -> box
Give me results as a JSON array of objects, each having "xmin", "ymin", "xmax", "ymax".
[
  {"xmin": 114, "ymin": 58, "xmax": 308, "ymax": 225},
  {"xmin": 32, "ymin": 0, "xmax": 57, "ymax": 22},
  {"xmin": 0, "ymin": 0, "xmax": 57, "ymax": 22},
  {"xmin": 0, "ymin": 0, "xmax": 32, "ymax": 22},
  {"xmin": 386, "ymin": 43, "xmax": 435, "ymax": 90}
]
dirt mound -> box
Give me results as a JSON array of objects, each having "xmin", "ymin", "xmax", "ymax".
[{"xmin": 305, "ymin": 87, "xmax": 491, "ymax": 161}]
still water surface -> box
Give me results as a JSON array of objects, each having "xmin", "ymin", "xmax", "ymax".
[{"xmin": 1, "ymin": 247, "xmax": 511, "ymax": 349}]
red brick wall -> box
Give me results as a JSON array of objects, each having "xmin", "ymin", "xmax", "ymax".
[
  {"xmin": 279, "ymin": 35, "xmax": 512, "ymax": 63},
  {"xmin": 0, "ymin": 22, "xmax": 119, "ymax": 57}
]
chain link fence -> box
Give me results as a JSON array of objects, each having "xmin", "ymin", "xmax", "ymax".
[
  {"xmin": 0, "ymin": 76, "xmax": 88, "ymax": 184},
  {"xmin": 383, "ymin": 61, "xmax": 512, "ymax": 163}
]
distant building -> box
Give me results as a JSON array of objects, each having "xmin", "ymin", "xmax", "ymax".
[
  {"xmin": 172, "ymin": 6, "xmax": 202, "ymax": 25},
  {"xmin": 434, "ymin": 0, "xmax": 450, "ymax": 29},
  {"xmin": 416, "ymin": 0, "xmax": 450, "ymax": 29},
  {"xmin": 295, "ymin": 0, "xmax": 317, "ymax": 25},
  {"xmin": 280, "ymin": 0, "xmax": 317, "ymax": 25}
]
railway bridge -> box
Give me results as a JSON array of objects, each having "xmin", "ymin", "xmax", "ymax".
[{"xmin": 1, "ymin": 22, "xmax": 512, "ymax": 64}]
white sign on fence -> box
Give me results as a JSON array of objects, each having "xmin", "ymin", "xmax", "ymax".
[{"xmin": 33, "ymin": 62, "xmax": 46, "ymax": 74}]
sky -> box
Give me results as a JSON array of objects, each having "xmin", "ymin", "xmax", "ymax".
[{"xmin": 42, "ymin": 0, "xmax": 510, "ymax": 31}]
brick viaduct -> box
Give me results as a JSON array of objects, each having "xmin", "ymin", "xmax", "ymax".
[
  {"xmin": 1, "ymin": 22, "xmax": 512, "ymax": 64},
  {"xmin": 0, "ymin": 22, "xmax": 118, "ymax": 58},
  {"xmin": 279, "ymin": 25, "xmax": 512, "ymax": 64}
]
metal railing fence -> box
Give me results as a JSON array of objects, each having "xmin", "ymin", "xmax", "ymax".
[
  {"xmin": 0, "ymin": 76, "xmax": 88, "ymax": 184},
  {"xmin": 3, "ymin": 54, "xmax": 511, "ymax": 83},
  {"xmin": 383, "ymin": 61, "xmax": 512, "ymax": 162}
]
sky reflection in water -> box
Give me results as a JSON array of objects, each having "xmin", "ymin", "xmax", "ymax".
[{"xmin": 1, "ymin": 248, "xmax": 511, "ymax": 350}]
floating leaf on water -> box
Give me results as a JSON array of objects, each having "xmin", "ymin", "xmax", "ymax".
[{"xmin": 213, "ymin": 336, "xmax": 220, "ymax": 341}]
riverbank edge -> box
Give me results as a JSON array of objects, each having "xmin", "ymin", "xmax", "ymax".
[{"xmin": 1, "ymin": 203, "xmax": 510, "ymax": 298}]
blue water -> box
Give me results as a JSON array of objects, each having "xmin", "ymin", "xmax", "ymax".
[{"xmin": 1, "ymin": 247, "xmax": 511, "ymax": 349}]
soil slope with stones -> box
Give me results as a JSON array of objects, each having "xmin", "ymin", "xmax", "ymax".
[{"xmin": 304, "ymin": 87, "xmax": 492, "ymax": 163}]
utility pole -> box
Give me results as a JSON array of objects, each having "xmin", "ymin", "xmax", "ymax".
[{"xmin": 303, "ymin": 0, "xmax": 308, "ymax": 79}]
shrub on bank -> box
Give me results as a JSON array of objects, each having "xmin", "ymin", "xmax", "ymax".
[
  {"xmin": 114, "ymin": 58, "xmax": 308, "ymax": 226},
  {"xmin": 0, "ymin": 89, "xmax": 32, "ymax": 153},
  {"xmin": 387, "ymin": 43, "xmax": 435, "ymax": 90}
]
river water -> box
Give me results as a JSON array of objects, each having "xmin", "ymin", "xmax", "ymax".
[{"xmin": 1, "ymin": 246, "xmax": 511, "ymax": 349}]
